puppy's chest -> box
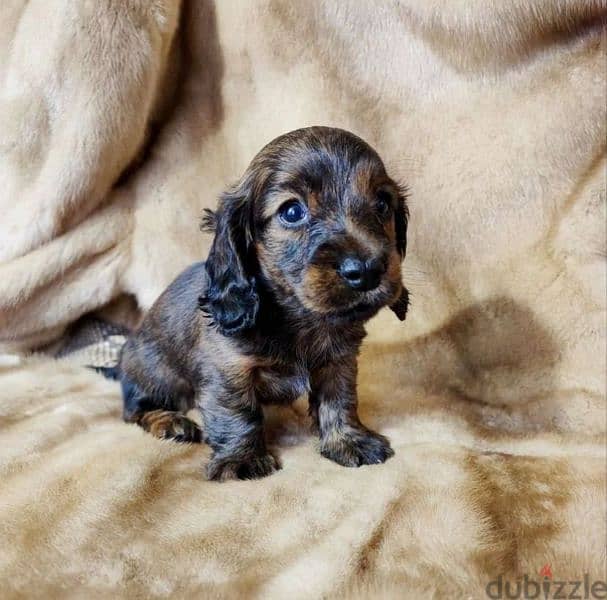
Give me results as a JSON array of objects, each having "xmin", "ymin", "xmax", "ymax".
[
  {"xmin": 248, "ymin": 324, "xmax": 356, "ymax": 404},
  {"xmin": 252, "ymin": 360, "xmax": 309, "ymax": 405}
]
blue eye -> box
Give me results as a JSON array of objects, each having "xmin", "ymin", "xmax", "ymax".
[{"xmin": 279, "ymin": 200, "xmax": 308, "ymax": 226}]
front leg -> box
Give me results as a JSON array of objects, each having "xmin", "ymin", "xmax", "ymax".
[
  {"xmin": 200, "ymin": 386, "xmax": 280, "ymax": 481},
  {"xmin": 309, "ymin": 356, "xmax": 394, "ymax": 467}
]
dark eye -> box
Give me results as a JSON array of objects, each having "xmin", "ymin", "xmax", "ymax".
[
  {"xmin": 278, "ymin": 199, "xmax": 308, "ymax": 226},
  {"xmin": 376, "ymin": 190, "xmax": 393, "ymax": 217}
]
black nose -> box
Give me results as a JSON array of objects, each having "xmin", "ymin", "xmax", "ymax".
[{"xmin": 339, "ymin": 257, "xmax": 385, "ymax": 291}]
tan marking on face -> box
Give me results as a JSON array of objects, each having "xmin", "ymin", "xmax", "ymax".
[
  {"xmin": 344, "ymin": 214, "xmax": 384, "ymax": 257},
  {"xmin": 307, "ymin": 191, "xmax": 321, "ymax": 212},
  {"xmin": 255, "ymin": 224, "xmax": 305, "ymax": 302},
  {"xmin": 301, "ymin": 264, "xmax": 348, "ymax": 312},
  {"xmin": 353, "ymin": 158, "xmax": 393, "ymax": 196},
  {"xmin": 386, "ymin": 248, "xmax": 402, "ymax": 280},
  {"xmin": 386, "ymin": 214, "xmax": 398, "ymax": 244},
  {"xmin": 347, "ymin": 165, "xmax": 399, "ymax": 256}
]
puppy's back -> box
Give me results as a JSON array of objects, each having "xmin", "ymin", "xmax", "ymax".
[{"xmin": 119, "ymin": 261, "xmax": 208, "ymax": 394}]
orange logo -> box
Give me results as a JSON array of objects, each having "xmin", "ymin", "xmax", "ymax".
[{"xmin": 539, "ymin": 564, "xmax": 553, "ymax": 579}]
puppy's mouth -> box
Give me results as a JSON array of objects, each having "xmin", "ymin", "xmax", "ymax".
[
  {"xmin": 329, "ymin": 301, "xmax": 379, "ymax": 321},
  {"xmin": 324, "ymin": 284, "xmax": 398, "ymax": 322}
]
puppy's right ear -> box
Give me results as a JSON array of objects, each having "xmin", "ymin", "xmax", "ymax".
[{"xmin": 199, "ymin": 180, "xmax": 259, "ymax": 336}]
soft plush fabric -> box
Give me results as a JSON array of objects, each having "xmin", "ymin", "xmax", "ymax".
[
  {"xmin": 0, "ymin": 1, "xmax": 605, "ymax": 598},
  {"xmin": 0, "ymin": 350, "xmax": 605, "ymax": 599}
]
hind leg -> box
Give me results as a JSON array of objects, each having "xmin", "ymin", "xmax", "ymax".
[{"xmin": 121, "ymin": 375, "xmax": 202, "ymax": 443}]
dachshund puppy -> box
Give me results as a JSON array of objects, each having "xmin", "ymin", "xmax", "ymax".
[{"xmin": 119, "ymin": 126, "xmax": 409, "ymax": 481}]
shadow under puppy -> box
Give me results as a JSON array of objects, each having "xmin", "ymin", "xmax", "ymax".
[{"xmin": 119, "ymin": 126, "xmax": 409, "ymax": 481}]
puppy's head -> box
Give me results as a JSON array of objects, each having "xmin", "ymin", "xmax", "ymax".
[{"xmin": 202, "ymin": 126, "xmax": 409, "ymax": 334}]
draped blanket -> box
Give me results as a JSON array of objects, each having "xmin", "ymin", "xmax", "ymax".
[{"xmin": 0, "ymin": 1, "xmax": 605, "ymax": 598}]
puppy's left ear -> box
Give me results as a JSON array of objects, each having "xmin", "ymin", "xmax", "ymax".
[
  {"xmin": 390, "ymin": 286, "xmax": 409, "ymax": 321},
  {"xmin": 390, "ymin": 186, "xmax": 410, "ymax": 321},
  {"xmin": 394, "ymin": 186, "xmax": 409, "ymax": 259},
  {"xmin": 200, "ymin": 179, "xmax": 259, "ymax": 335}
]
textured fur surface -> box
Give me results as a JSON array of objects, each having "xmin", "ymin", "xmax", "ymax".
[
  {"xmin": 0, "ymin": 0, "xmax": 605, "ymax": 597},
  {"xmin": 0, "ymin": 353, "xmax": 604, "ymax": 599}
]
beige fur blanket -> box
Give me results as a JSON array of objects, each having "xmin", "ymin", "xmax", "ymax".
[{"xmin": 0, "ymin": 1, "xmax": 605, "ymax": 598}]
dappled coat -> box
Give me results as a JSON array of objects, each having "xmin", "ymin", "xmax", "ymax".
[{"xmin": 0, "ymin": 1, "xmax": 605, "ymax": 598}]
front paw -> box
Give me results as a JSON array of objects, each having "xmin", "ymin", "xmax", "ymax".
[
  {"xmin": 321, "ymin": 428, "xmax": 394, "ymax": 467},
  {"xmin": 206, "ymin": 453, "xmax": 280, "ymax": 481}
]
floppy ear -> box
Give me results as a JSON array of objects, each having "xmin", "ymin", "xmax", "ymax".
[
  {"xmin": 390, "ymin": 186, "xmax": 410, "ymax": 321},
  {"xmin": 394, "ymin": 186, "xmax": 409, "ymax": 259},
  {"xmin": 199, "ymin": 182, "xmax": 259, "ymax": 336},
  {"xmin": 390, "ymin": 286, "xmax": 409, "ymax": 321}
]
